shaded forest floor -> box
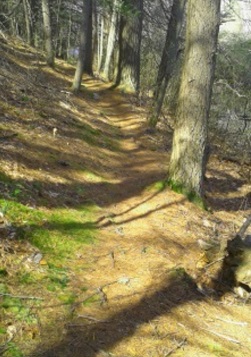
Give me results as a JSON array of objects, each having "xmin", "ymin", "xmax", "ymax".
[{"xmin": 0, "ymin": 36, "xmax": 251, "ymax": 357}]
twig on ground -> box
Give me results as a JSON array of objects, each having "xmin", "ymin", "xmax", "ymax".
[
  {"xmin": 41, "ymin": 280, "xmax": 119, "ymax": 309},
  {"xmin": 164, "ymin": 338, "xmax": 187, "ymax": 356},
  {"xmin": 216, "ymin": 318, "xmax": 248, "ymax": 326},
  {"xmin": 236, "ymin": 215, "xmax": 251, "ymax": 239},
  {"xmin": 204, "ymin": 257, "xmax": 224, "ymax": 269},
  {"xmin": 97, "ymin": 287, "xmax": 108, "ymax": 305},
  {"xmin": 110, "ymin": 251, "xmax": 115, "ymax": 268},
  {"xmin": 201, "ymin": 328, "xmax": 241, "ymax": 344},
  {"xmin": 0, "ymin": 293, "xmax": 43, "ymax": 301},
  {"xmin": 77, "ymin": 314, "xmax": 108, "ymax": 323}
]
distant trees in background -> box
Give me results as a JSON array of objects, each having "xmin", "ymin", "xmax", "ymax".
[
  {"xmin": 0, "ymin": 0, "xmax": 251, "ymax": 198},
  {"xmin": 0, "ymin": 0, "xmax": 82, "ymax": 61},
  {"xmin": 148, "ymin": 0, "xmax": 186, "ymax": 127},
  {"xmin": 0, "ymin": 0, "xmax": 164, "ymax": 91}
]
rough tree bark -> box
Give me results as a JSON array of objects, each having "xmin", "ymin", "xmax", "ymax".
[
  {"xmin": 84, "ymin": 0, "xmax": 93, "ymax": 75},
  {"xmin": 22, "ymin": 0, "xmax": 33, "ymax": 45},
  {"xmin": 148, "ymin": 0, "xmax": 186, "ymax": 127},
  {"xmin": 169, "ymin": 0, "xmax": 221, "ymax": 199},
  {"xmin": 72, "ymin": 0, "xmax": 92, "ymax": 92},
  {"xmin": 97, "ymin": 11, "xmax": 104, "ymax": 73},
  {"xmin": 102, "ymin": 0, "xmax": 120, "ymax": 81},
  {"xmin": 41, "ymin": 0, "xmax": 54, "ymax": 67},
  {"xmin": 115, "ymin": 0, "xmax": 143, "ymax": 93}
]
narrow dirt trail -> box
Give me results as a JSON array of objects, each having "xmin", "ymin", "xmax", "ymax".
[
  {"xmin": 1, "ymin": 38, "xmax": 250, "ymax": 357},
  {"xmin": 35, "ymin": 78, "xmax": 251, "ymax": 357}
]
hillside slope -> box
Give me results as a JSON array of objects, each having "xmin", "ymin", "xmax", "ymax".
[{"xmin": 0, "ymin": 35, "xmax": 251, "ymax": 357}]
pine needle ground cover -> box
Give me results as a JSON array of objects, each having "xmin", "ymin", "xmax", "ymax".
[{"xmin": 0, "ymin": 36, "xmax": 251, "ymax": 357}]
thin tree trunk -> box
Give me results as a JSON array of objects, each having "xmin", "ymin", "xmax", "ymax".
[
  {"xmin": 97, "ymin": 12, "xmax": 104, "ymax": 74},
  {"xmin": 30, "ymin": 0, "xmax": 40, "ymax": 47},
  {"xmin": 169, "ymin": 0, "xmax": 221, "ymax": 199},
  {"xmin": 102, "ymin": 0, "xmax": 120, "ymax": 81},
  {"xmin": 92, "ymin": 0, "xmax": 98, "ymax": 70},
  {"xmin": 115, "ymin": 0, "xmax": 143, "ymax": 93},
  {"xmin": 148, "ymin": 0, "xmax": 186, "ymax": 127},
  {"xmin": 55, "ymin": 0, "xmax": 62, "ymax": 58},
  {"xmin": 66, "ymin": 6, "xmax": 73, "ymax": 60},
  {"xmin": 22, "ymin": 0, "xmax": 33, "ymax": 45},
  {"xmin": 41, "ymin": 0, "xmax": 54, "ymax": 67},
  {"xmin": 84, "ymin": 0, "xmax": 93, "ymax": 75},
  {"xmin": 72, "ymin": 0, "xmax": 92, "ymax": 92}
]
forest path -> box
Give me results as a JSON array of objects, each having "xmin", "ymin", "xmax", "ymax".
[
  {"xmin": 34, "ymin": 76, "xmax": 251, "ymax": 357},
  {"xmin": 0, "ymin": 37, "xmax": 250, "ymax": 357}
]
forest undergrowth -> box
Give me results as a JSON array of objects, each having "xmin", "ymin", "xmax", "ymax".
[{"xmin": 0, "ymin": 36, "xmax": 251, "ymax": 357}]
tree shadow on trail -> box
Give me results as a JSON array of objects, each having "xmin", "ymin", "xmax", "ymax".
[
  {"xmin": 206, "ymin": 169, "xmax": 251, "ymax": 212},
  {"xmin": 29, "ymin": 257, "xmax": 245, "ymax": 357},
  {"xmin": 30, "ymin": 271, "xmax": 202, "ymax": 357},
  {"xmin": 96, "ymin": 195, "xmax": 186, "ymax": 228},
  {"xmin": 25, "ymin": 198, "xmax": 251, "ymax": 357}
]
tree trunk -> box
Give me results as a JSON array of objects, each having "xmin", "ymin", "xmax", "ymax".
[
  {"xmin": 148, "ymin": 0, "xmax": 186, "ymax": 127},
  {"xmin": 92, "ymin": 0, "xmax": 98, "ymax": 70},
  {"xmin": 54, "ymin": 0, "xmax": 62, "ymax": 58},
  {"xmin": 22, "ymin": 0, "xmax": 33, "ymax": 45},
  {"xmin": 115, "ymin": 0, "xmax": 143, "ymax": 93},
  {"xmin": 66, "ymin": 6, "xmax": 73, "ymax": 60},
  {"xmin": 102, "ymin": 0, "xmax": 120, "ymax": 81},
  {"xmin": 84, "ymin": 0, "xmax": 93, "ymax": 75},
  {"xmin": 97, "ymin": 12, "xmax": 104, "ymax": 74},
  {"xmin": 169, "ymin": 0, "xmax": 221, "ymax": 199},
  {"xmin": 72, "ymin": 0, "xmax": 92, "ymax": 92},
  {"xmin": 41, "ymin": 0, "xmax": 54, "ymax": 67}
]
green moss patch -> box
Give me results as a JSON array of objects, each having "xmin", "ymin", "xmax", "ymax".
[{"xmin": 167, "ymin": 178, "xmax": 207, "ymax": 209}]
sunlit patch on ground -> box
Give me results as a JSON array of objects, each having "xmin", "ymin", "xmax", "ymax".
[{"xmin": 0, "ymin": 36, "xmax": 250, "ymax": 357}]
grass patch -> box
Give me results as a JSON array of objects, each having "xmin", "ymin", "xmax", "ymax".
[
  {"xmin": 82, "ymin": 294, "xmax": 101, "ymax": 306},
  {"xmin": 0, "ymin": 198, "xmax": 98, "ymax": 353},
  {"xmin": 4, "ymin": 343, "xmax": 24, "ymax": 357},
  {"xmin": 146, "ymin": 179, "xmax": 168, "ymax": 192},
  {"xmin": 167, "ymin": 178, "xmax": 207, "ymax": 209},
  {"xmin": 207, "ymin": 342, "xmax": 229, "ymax": 356},
  {"xmin": 29, "ymin": 208, "xmax": 97, "ymax": 259},
  {"xmin": 0, "ymin": 199, "xmax": 97, "ymax": 261},
  {"xmin": 57, "ymin": 292, "xmax": 76, "ymax": 305}
]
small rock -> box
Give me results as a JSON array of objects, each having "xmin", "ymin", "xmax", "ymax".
[
  {"xmin": 198, "ymin": 239, "xmax": 217, "ymax": 251},
  {"xmin": 0, "ymin": 212, "xmax": 8, "ymax": 229},
  {"xmin": 117, "ymin": 277, "xmax": 131, "ymax": 285},
  {"xmin": 93, "ymin": 93, "xmax": 100, "ymax": 100},
  {"xmin": 202, "ymin": 218, "xmax": 211, "ymax": 228},
  {"xmin": 115, "ymin": 227, "xmax": 124, "ymax": 236},
  {"xmin": 28, "ymin": 252, "xmax": 43, "ymax": 264}
]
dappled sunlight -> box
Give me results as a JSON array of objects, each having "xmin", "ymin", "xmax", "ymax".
[{"xmin": 0, "ymin": 36, "xmax": 251, "ymax": 357}]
